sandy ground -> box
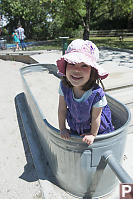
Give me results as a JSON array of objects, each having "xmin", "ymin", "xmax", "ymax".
[
  {"xmin": 23, "ymin": 69, "xmax": 60, "ymax": 129},
  {"xmin": 0, "ymin": 59, "xmax": 42, "ymax": 199}
]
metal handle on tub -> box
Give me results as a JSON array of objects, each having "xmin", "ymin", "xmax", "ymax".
[{"xmin": 102, "ymin": 150, "xmax": 133, "ymax": 184}]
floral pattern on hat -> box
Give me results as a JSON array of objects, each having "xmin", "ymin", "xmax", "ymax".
[{"xmin": 56, "ymin": 39, "xmax": 108, "ymax": 80}]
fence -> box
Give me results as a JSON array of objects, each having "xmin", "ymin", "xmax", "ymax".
[{"xmin": 90, "ymin": 29, "xmax": 133, "ymax": 38}]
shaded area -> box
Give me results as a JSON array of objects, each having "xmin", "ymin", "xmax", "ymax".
[
  {"xmin": 99, "ymin": 48, "xmax": 133, "ymax": 69},
  {"xmin": 15, "ymin": 92, "xmax": 57, "ymax": 184},
  {"xmin": 15, "ymin": 94, "xmax": 39, "ymax": 182}
]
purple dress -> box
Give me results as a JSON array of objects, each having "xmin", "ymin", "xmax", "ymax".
[{"xmin": 61, "ymin": 81, "xmax": 114, "ymax": 135}]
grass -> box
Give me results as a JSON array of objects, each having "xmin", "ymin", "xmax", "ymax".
[
  {"xmin": 27, "ymin": 44, "xmax": 62, "ymax": 51},
  {"xmin": 27, "ymin": 36, "xmax": 133, "ymax": 51},
  {"xmin": 90, "ymin": 36, "xmax": 133, "ymax": 50}
]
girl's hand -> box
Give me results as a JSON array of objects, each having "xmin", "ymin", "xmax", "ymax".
[
  {"xmin": 82, "ymin": 134, "xmax": 95, "ymax": 145},
  {"xmin": 60, "ymin": 129, "xmax": 70, "ymax": 139}
]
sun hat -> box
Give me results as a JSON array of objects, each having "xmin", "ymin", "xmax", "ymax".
[{"xmin": 56, "ymin": 39, "xmax": 108, "ymax": 80}]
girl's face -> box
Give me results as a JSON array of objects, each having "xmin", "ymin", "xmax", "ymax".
[{"xmin": 66, "ymin": 62, "xmax": 91, "ymax": 89}]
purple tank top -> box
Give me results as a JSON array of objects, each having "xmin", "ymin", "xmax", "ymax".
[{"xmin": 61, "ymin": 81, "xmax": 114, "ymax": 135}]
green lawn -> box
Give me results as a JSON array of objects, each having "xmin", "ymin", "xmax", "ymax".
[
  {"xmin": 27, "ymin": 36, "xmax": 133, "ymax": 51},
  {"xmin": 90, "ymin": 36, "xmax": 133, "ymax": 50},
  {"xmin": 27, "ymin": 44, "xmax": 62, "ymax": 51}
]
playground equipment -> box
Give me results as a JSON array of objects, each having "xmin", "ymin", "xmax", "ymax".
[
  {"xmin": 59, "ymin": 36, "xmax": 69, "ymax": 55},
  {"xmin": 17, "ymin": 64, "xmax": 132, "ymax": 198}
]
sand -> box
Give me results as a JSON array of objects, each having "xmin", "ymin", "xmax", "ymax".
[
  {"xmin": 23, "ymin": 69, "xmax": 60, "ymax": 129},
  {"xmin": 0, "ymin": 59, "xmax": 42, "ymax": 199}
]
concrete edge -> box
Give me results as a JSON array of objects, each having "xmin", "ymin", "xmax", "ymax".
[
  {"xmin": 0, "ymin": 54, "xmax": 38, "ymax": 64},
  {"xmin": 15, "ymin": 93, "xmax": 75, "ymax": 199},
  {"xmin": 15, "ymin": 93, "xmax": 46, "ymax": 198},
  {"xmin": 105, "ymin": 84, "xmax": 133, "ymax": 92}
]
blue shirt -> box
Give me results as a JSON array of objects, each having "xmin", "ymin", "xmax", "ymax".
[{"xmin": 59, "ymin": 81, "xmax": 107, "ymax": 108}]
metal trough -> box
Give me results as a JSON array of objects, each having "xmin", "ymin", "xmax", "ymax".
[{"xmin": 19, "ymin": 64, "xmax": 132, "ymax": 198}]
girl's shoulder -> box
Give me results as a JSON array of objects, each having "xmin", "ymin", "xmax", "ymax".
[
  {"xmin": 60, "ymin": 80, "xmax": 64, "ymax": 91},
  {"xmin": 92, "ymin": 83, "xmax": 104, "ymax": 92},
  {"xmin": 92, "ymin": 83, "xmax": 105, "ymax": 97},
  {"xmin": 60, "ymin": 80, "xmax": 72, "ymax": 96},
  {"xmin": 60, "ymin": 80, "xmax": 70, "ymax": 90}
]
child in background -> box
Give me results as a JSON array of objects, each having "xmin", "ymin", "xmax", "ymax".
[
  {"xmin": 57, "ymin": 39, "xmax": 114, "ymax": 145},
  {"xmin": 12, "ymin": 30, "xmax": 20, "ymax": 51}
]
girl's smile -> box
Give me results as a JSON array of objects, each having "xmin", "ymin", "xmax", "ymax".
[
  {"xmin": 66, "ymin": 62, "xmax": 91, "ymax": 88},
  {"xmin": 71, "ymin": 75, "xmax": 83, "ymax": 81}
]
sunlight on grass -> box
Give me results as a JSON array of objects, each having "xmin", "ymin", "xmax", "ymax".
[
  {"xmin": 90, "ymin": 36, "xmax": 133, "ymax": 50},
  {"xmin": 27, "ymin": 37, "xmax": 133, "ymax": 51},
  {"xmin": 28, "ymin": 45, "xmax": 62, "ymax": 51}
]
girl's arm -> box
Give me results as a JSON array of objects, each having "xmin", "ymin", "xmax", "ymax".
[
  {"xmin": 90, "ymin": 106, "xmax": 103, "ymax": 136},
  {"xmin": 82, "ymin": 107, "xmax": 102, "ymax": 145},
  {"xmin": 58, "ymin": 95, "xmax": 70, "ymax": 139}
]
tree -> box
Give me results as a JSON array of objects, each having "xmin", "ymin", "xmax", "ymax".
[
  {"xmin": 94, "ymin": 0, "xmax": 133, "ymax": 29},
  {"xmin": 1, "ymin": 0, "xmax": 133, "ymax": 40},
  {"xmin": 0, "ymin": 0, "xmax": 51, "ymax": 39},
  {"xmin": 50, "ymin": 0, "xmax": 94, "ymax": 39},
  {"xmin": 112, "ymin": 0, "xmax": 133, "ymax": 28}
]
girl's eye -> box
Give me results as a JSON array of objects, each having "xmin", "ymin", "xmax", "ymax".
[
  {"xmin": 67, "ymin": 63, "xmax": 74, "ymax": 66},
  {"xmin": 82, "ymin": 64, "xmax": 88, "ymax": 68}
]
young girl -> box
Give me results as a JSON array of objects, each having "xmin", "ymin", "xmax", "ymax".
[
  {"xmin": 57, "ymin": 39, "xmax": 114, "ymax": 145},
  {"xmin": 12, "ymin": 30, "xmax": 20, "ymax": 51}
]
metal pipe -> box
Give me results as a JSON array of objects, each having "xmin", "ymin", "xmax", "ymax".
[{"xmin": 102, "ymin": 150, "xmax": 133, "ymax": 184}]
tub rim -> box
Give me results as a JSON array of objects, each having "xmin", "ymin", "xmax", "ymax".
[{"xmin": 20, "ymin": 64, "xmax": 131, "ymax": 142}]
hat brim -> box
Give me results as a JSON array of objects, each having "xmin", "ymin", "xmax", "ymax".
[{"xmin": 57, "ymin": 52, "xmax": 108, "ymax": 80}]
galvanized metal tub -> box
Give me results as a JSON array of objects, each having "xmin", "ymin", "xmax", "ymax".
[{"xmin": 20, "ymin": 64, "xmax": 131, "ymax": 198}]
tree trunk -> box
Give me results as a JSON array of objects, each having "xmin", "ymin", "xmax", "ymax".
[
  {"xmin": 83, "ymin": 26, "xmax": 90, "ymax": 40},
  {"xmin": 83, "ymin": 0, "xmax": 91, "ymax": 40}
]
